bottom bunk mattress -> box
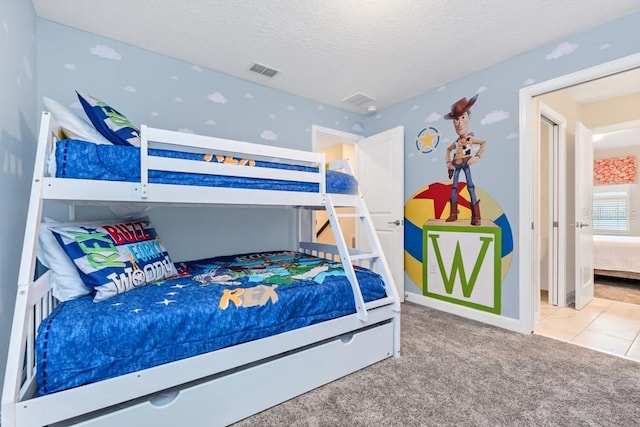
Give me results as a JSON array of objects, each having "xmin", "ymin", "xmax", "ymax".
[{"xmin": 36, "ymin": 250, "xmax": 386, "ymax": 395}]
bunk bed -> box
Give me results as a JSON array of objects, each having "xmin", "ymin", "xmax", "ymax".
[{"xmin": 1, "ymin": 111, "xmax": 401, "ymax": 427}]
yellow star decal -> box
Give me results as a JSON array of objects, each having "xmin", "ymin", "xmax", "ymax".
[{"xmin": 417, "ymin": 130, "xmax": 438, "ymax": 150}]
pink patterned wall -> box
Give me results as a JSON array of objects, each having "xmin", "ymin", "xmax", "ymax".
[{"xmin": 594, "ymin": 155, "xmax": 637, "ymax": 185}]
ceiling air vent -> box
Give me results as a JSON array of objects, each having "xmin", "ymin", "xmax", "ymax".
[
  {"xmin": 249, "ymin": 62, "xmax": 279, "ymax": 78},
  {"xmin": 341, "ymin": 92, "xmax": 376, "ymax": 106}
]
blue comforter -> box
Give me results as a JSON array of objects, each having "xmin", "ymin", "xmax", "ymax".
[
  {"xmin": 54, "ymin": 139, "xmax": 358, "ymax": 194},
  {"xmin": 36, "ymin": 251, "xmax": 386, "ymax": 395}
]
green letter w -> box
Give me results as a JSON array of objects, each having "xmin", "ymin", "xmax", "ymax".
[{"xmin": 428, "ymin": 235, "xmax": 493, "ymax": 298}]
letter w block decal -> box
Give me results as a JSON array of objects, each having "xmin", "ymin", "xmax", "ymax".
[{"xmin": 423, "ymin": 221, "xmax": 502, "ymax": 314}]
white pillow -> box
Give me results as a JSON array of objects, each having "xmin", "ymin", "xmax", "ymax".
[
  {"xmin": 37, "ymin": 218, "xmax": 92, "ymax": 301},
  {"xmin": 42, "ymin": 96, "xmax": 112, "ymax": 145}
]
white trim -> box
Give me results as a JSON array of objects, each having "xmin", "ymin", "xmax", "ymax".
[
  {"xmin": 310, "ymin": 125, "xmax": 363, "ymax": 246},
  {"xmin": 311, "ymin": 125, "xmax": 362, "ymax": 147},
  {"xmin": 519, "ymin": 52, "xmax": 640, "ymax": 334},
  {"xmin": 405, "ymin": 293, "xmax": 526, "ymax": 333},
  {"xmin": 537, "ymin": 102, "xmax": 568, "ymax": 310}
]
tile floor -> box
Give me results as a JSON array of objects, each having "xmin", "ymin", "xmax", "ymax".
[{"xmin": 535, "ymin": 293, "xmax": 640, "ymax": 362}]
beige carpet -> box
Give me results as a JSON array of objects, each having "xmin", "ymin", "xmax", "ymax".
[{"xmin": 234, "ymin": 302, "xmax": 640, "ymax": 426}]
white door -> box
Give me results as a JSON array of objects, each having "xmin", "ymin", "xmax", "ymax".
[
  {"xmin": 574, "ymin": 122, "xmax": 594, "ymax": 310},
  {"xmin": 358, "ymin": 126, "xmax": 405, "ymax": 301}
]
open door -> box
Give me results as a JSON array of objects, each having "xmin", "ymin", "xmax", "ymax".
[
  {"xmin": 358, "ymin": 126, "xmax": 405, "ymax": 301},
  {"xmin": 574, "ymin": 122, "xmax": 594, "ymax": 309}
]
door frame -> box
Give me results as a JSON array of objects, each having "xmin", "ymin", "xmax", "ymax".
[
  {"xmin": 535, "ymin": 102, "xmax": 568, "ymax": 317},
  {"xmin": 311, "ymin": 125, "xmax": 362, "ymax": 246},
  {"xmin": 519, "ymin": 52, "xmax": 640, "ymax": 333}
]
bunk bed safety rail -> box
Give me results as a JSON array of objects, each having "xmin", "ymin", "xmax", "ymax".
[
  {"xmin": 2, "ymin": 273, "xmax": 56, "ymax": 424},
  {"xmin": 140, "ymin": 125, "xmax": 328, "ymax": 199}
]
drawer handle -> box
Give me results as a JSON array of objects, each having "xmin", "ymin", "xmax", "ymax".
[
  {"xmin": 340, "ymin": 333, "xmax": 354, "ymax": 344},
  {"xmin": 150, "ymin": 390, "xmax": 180, "ymax": 407}
]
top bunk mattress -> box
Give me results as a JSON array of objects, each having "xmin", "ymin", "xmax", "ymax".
[{"xmin": 52, "ymin": 139, "xmax": 358, "ymax": 194}]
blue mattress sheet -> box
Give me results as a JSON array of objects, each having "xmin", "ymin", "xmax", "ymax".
[
  {"xmin": 54, "ymin": 139, "xmax": 358, "ymax": 194},
  {"xmin": 36, "ymin": 250, "xmax": 386, "ymax": 395}
]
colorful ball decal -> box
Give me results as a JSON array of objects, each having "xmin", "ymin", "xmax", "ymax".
[
  {"xmin": 415, "ymin": 126, "xmax": 440, "ymax": 154},
  {"xmin": 404, "ymin": 182, "xmax": 513, "ymax": 290}
]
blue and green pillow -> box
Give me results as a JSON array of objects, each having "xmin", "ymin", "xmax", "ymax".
[
  {"xmin": 49, "ymin": 217, "xmax": 179, "ymax": 302},
  {"xmin": 76, "ymin": 91, "xmax": 141, "ymax": 147}
]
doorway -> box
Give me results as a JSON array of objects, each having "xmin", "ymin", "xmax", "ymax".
[
  {"xmin": 311, "ymin": 125, "xmax": 406, "ymax": 301},
  {"xmin": 519, "ymin": 52, "xmax": 640, "ymax": 335},
  {"xmin": 311, "ymin": 127, "xmax": 359, "ymax": 248}
]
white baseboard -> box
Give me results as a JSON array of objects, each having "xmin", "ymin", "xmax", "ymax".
[{"xmin": 404, "ymin": 292, "xmax": 530, "ymax": 334}]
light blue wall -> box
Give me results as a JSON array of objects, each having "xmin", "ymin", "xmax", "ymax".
[
  {"xmin": 367, "ymin": 12, "xmax": 640, "ymax": 319},
  {"xmin": 0, "ymin": 0, "xmax": 37, "ymax": 402},
  {"xmin": 36, "ymin": 18, "xmax": 370, "ymax": 260},
  {"xmin": 36, "ymin": 19, "xmax": 368, "ymax": 150}
]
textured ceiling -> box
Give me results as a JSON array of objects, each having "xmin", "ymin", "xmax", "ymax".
[{"xmin": 32, "ymin": 0, "xmax": 640, "ymax": 114}]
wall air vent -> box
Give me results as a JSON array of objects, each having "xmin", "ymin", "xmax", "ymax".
[
  {"xmin": 341, "ymin": 92, "xmax": 376, "ymax": 106},
  {"xmin": 249, "ymin": 62, "xmax": 279, "ymax": 78}
]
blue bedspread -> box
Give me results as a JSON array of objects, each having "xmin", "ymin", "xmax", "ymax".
[
  {"xmin": 36, "ymin": 251, "xmax": 386, "ymax": 395},
  {"xmin": 54, "ymin": 139, "xmax": 358, "ymax": 194}
]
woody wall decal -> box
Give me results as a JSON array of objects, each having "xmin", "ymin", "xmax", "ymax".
[{"xmin": 444, "ymin": 94, "xmax": 486, "ymax": 226}]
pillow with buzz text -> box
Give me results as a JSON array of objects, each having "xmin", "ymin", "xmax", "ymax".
[{"xmin": 49, "ymin": 217, "xmax": 178, "ymax": 302}]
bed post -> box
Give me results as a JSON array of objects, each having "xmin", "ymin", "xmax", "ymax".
[{"xmin": 1, "ymin": 112, "xmax": 52, "ymax": 427}]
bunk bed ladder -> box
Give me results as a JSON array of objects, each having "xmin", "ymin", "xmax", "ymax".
[{"xmin": 324, "ymin": 195, "xmax": 369, "ymax": 321}]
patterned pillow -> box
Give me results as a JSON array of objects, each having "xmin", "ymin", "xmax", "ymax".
[
  {"xmin": 76, "ymin": 91, "xmax": 141, "ymax": 147},
  {"xmin": 37, "ymin": 218, "xmax": 93, "ymax": 302},
  {"xmin": 49, "ymin": 217, "xmax": 178, "ymax": 302},
  {"xmin": 42, "ymin": 96, "xmax": 112, "ymax": 145}
]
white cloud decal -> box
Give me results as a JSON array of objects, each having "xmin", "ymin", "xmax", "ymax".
[
  {"xmin": 22, "ymin": 57, "xmax": 32, "ymax": 80},
  {"xmin": 426, "ymin": 112, "xmax": 442, "ymax": 123},
  {"xmin": 245, "ymin": 93, "xmax": 254, "ymax": 99},
  {"xmin": 269, "ymin": 113, "xmax": 277, "ymax": 119},
  {"xmin": 352, "ymin": 123, "xmax": 364, "ymax": 133},
  {"xmin": 191, "ymin": 65, "xmax": 203, "ymax": 72},
  {"xmin": 174, "ymin": 97, "xmax": 183, "ymax": 103},
  {"xmin": 286, "ymin": 105, "xmax": 295, "ymax": 111},
  {"xmin": 90, "ymin": 45, "xmax": 121, "ymax": 60},
  {"xmin": 64, "ymin": 63, "xmax": 76, "ymax": 71},
  {"xmin": 411, "ymin": 105, "xmax": 419, "ymax": 111},
  {"xmin": 178, "ymin": 128, "xmax": 194, "ymax": 134},
  {"xmin": 207, "ymin": 92, "xmax": 228, "ymax": 104},
  {"xmin": 477, "ymin": 86, "xmax": 487, "ymax": 93},
  {"xmin": 317, "ymin": 105, "xmax": 325, "ymax": 111},
  {"xmin": 334, "ymin": 121, "xmax": 340, "ymax": 126},
  {"xmin": 600, "ymin": 43, "xmax": 611, "ymax": 50},
  {"xmin": 206, "ymin": 119, "xmax": 217, "ymax": 126},
  {"xmin": 506, "ymin": 133, "xmax": 518, "ymax": 140},
  {"xmin": 171, "ymin": 75, "xmax": 179, "ymax": 80},
  {"xmin": 481, "ymin": 110, "xmax": 510, "ymax": 125},
  {"xmin": 374, "ymin": 113, "xmax": 382, "ymax": 119},
  {"xmin": 261, "ymin": 130, "xmax": 278, "ymax": 141},
  {"xmin": 522, "ymin": 78, "xmax": 536, "ymax": 86},
  {"xmin": 151, "ymin": 111, "xmax": 159, "ymax": 117},
  {"xmin": 437, "ymin": 86, "xmax": 446, "ymax": 92},
  {"xmin": 123, "ymin": 86, "xmax": 137, "ymax": 93},
  {"xmin": 546, "ymin": 42, "xmax": 578, "ymax": 60}
]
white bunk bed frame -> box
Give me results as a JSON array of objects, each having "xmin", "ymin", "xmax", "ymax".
[{"xmin": 2, "ymin": 112, "xmax": 401, "ymax": 427}]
